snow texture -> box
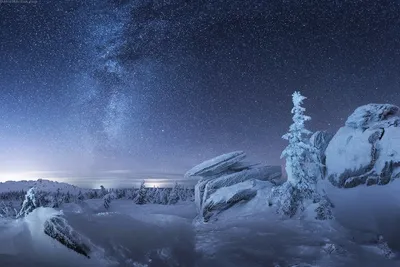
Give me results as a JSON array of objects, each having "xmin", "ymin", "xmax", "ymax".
[{"xmin": 326, "ymin": 103, "xmax": 400, "ymax": 188}]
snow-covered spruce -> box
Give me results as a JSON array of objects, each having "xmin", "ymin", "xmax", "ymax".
[
  {"xmin": 272, "ymin": 91, "xmax": 333, "ymax": 220},
  {"xmin": 16, "ymin": 187, "xmax": 40, "ymax": 218},
  {"xmin": 134, "ymin": 181, "xmax": 147, "ymax": 205},
  {"xmin": 103, "ymin": 192, "xmax": 116, "ymax": 210},
  {"xmin": 0, "ymin": 201, "xmax": 17, "ymax": 218}
]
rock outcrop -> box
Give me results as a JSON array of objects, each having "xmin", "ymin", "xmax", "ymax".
[
  {"xmin": 186, "ymin": 151, "xmax": 282, "ymax": 221},
  {"xmin": 325, "ymin": 104, "xmax": 400, "ymax": 188}
]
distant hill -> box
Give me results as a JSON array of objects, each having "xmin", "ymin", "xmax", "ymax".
[{"xmin": 0, "ymin": 179, "xmax": 91, "ymax": 194}]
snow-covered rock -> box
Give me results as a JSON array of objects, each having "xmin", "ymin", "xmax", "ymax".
[
  {"xmin": 202, "ymin": 166, "xmax": 281, "ymax": 205},
  {"xmin": 24, "ymin": 207, "xmax": 101, "ymax": 262},
  {"xmin": 188, "ymin": 151, "xmax": 282, "ymax": 221},
  {"xmin": 345, "ymin": 104, "xmax": 400, "ymax": 129},
  {"xmin": 44, "ymin": 212, "xmax": 91, "ymax": 258},
  {"xmin": 201, "ymin": 180, "xmax": 259, "ymax": 222},
  {"xmin": 325, "ymin": 103, "xmax": 400, "ymax": 188},
  {"xmin": 185, "ymin": 151, "xmax": 246, "ymax": 178}
]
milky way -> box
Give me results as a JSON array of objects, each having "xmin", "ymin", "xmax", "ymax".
[{"xmin": 0, "ymin": 1, "xmax": 399, "ymax": 187}]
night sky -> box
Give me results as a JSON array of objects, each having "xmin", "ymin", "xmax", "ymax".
[{"xmin": 0, "ymin": 0, "xmax": 399, "ymax": 187}]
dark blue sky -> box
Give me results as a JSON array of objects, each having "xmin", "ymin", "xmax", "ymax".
[{"xmin": 0, "ymin": 0, "xmax": 399, "ymax": 187}]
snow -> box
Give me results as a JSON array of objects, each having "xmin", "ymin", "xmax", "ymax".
[{"xmin": 0, "ymin": 189, "xmax": 398, "ymax": 266}]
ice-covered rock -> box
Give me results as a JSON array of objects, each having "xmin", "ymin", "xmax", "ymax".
[
  {"xmin": 188, "ymin": 151, "xmax": 282, "ymax": 220},
  {"xmin": 201, "ymin": 180, "xmax": 259, "ymax": 222},
  {"xmin": 185, "ymin": 151, "xmax": 246, "ymax": 178},
  {"xmin": 345, "ymin": 104, "xmax": 400, "ymax": 129},
  {"xmin": 44, "ymin": 213, "xmax": 92, "ymax": 258},
  {"xmin": 24, "ymin": 207, "xmax": 97, "ymax": 260},
  {"xmin": 325, "ymin": 103, "xmax": 400, "ymax": 188},
  {"xmin": 202, "ymin": 166, "xmax": 281, "ymax": 206}
]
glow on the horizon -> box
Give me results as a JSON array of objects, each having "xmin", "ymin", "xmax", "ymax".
[{"xmin": 144, "ymin": 182, "xmax": 164, "ymax": 188}]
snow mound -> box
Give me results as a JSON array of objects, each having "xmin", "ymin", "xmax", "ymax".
[{"xmin": 325, "ymin": 103, "xmax": 400, "ymax": 188}]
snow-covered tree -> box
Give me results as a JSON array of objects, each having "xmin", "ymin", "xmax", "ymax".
[
  {"xmin": 100, "ymin": 185, "xmax": 107, "ymax": 198},
  {"xmin": 168, "ymin": 183, "xmax": 180, "ymax": 205},
  {"xmin": 16, "ymin": 187, "xmax": 39, "ymax": 218},
  {"xmin": 103, "ymin": 192, "xmax": 116, "ymax": 210},
  {"xmin": 0, "ymin": 201, "xmax": 17, "ymax": 218},
  {"xmin": 158, "ymin": 188, "xmax": 170, "ymax": 205},
  {"xmin": 273, "ymin": 91, "xmax": 334, "ymax": 219},
  {"xmin": 134, "ymin": 181, "xmax": 147, "ymax": 205},
  {"xmin": 63, "ymin": 191, "xmax": 71, "ymax": 203},
  {"xmin": 77, "ymin": 190, "xmax": 85, "ymax": 201}
]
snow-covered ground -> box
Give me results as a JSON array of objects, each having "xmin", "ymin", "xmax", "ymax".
[{"xmin": 0, "ymin": 186, "xmax": 400, "ymax": 267}]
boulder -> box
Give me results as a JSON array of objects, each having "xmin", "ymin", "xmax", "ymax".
[
  {"xmin": 202, "ymin": 165, "xmax": 282, "ymax": 205},
  {"xmin": 345, "ymin": 104, "xmax": 400, "ymax": 129},
  {"xmin": 44, "ymin": 214, "xmax": 91, "ymax": 258},
  {"xmin": 188, "ymin": 151, "xmax": 282, "ymax": 221},
  {"xmin": 325, "ymin": 104, "xmax": 400, "ymax": 188},
  {"xmin": 185, "ymin": 151, "xmax": 246, "ymax": 178}
]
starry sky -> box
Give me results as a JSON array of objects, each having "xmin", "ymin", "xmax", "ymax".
[{"xmin": 0, "ymin": 0, "xmax": 399, "ymax": 187}]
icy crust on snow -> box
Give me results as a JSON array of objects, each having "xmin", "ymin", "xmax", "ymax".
[
  {"xmin": 184, "ymin": 151, "xmax": 246, "ymax": 178},
  {"xmin": 325, "ymin": 103, "xmax": 400, "ymax": 188}
]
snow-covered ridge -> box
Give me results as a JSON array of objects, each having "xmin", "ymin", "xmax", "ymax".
[{"xmin": 0, "ymin": 179, "xmax": 90, "ymax": 194}]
